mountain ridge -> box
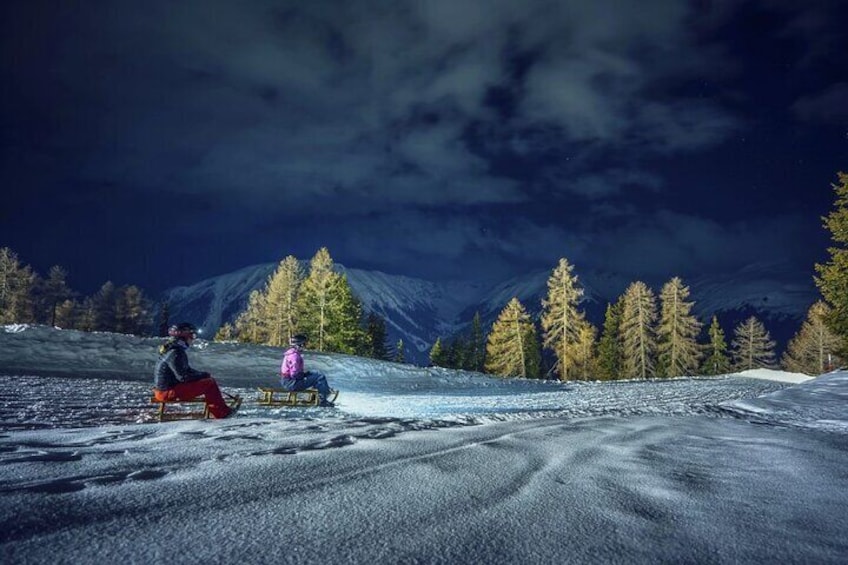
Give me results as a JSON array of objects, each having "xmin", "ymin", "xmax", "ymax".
[{"xmin": 159, "ymin": 260, "xmax": 819, "ymax": 365}]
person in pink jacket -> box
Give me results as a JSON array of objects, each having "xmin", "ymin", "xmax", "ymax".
[{"xmin": 280, "ymin": 334, "xmax": 335, "ymax": 407}]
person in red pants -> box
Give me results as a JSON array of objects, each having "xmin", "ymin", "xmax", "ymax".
[{"xmin": 153, "ymin": 322, "xmax": 239, "ymax": 418}]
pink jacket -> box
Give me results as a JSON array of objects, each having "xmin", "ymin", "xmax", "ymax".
[{"xmin": 280, "ymin": 347, "xmax": 304, "ymax": 379}]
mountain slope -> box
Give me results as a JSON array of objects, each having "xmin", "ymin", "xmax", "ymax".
[{"xmin": 160, "ymin": 263, "xmax": 487, "ymax": 362}]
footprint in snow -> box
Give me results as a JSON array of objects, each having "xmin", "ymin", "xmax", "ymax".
[
  {"xmin": 302, "ymin": 434, "xmax": 356, "ymax": 450},
  {"xmin": 1, "ymin": 450, "xmax": 82, "ymax": 464},
  {"xmin": 8, "ymin": 467, "xmax": 172, "ymax": 494}
]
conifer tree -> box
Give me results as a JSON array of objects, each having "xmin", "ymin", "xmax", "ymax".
[
  {"xmin": 92, "ymin": 281, "xmax": 117, "ymax": 332},
  {"xmin": 430, "ymin": 337, "xmax": 446, "ymax": 367},
  {"xmin": 235, "ymin": 289, "xmax": 268, "ymax": 343},
  {"xmin": 325, "ymin": 274, "xmax": 366, "ymax": 354},
  {"xmin": 0, "ymin": 247, "xmax": 35, "ymax": 324},
  {"xmin": 115, "ymin": 285, "xmax": 149, "ymax": 335},
  {"xmin": 541, "ymin": 258, "xmax": 588, "ymax": 380},
  {"xmin": 620, "ymin": 281, "xmax": 657, "ymax": 379},
  {"xmin": 366, "ymin": 312, "xmax": 389, "ymax": 360},
  {"xmin": 77, "ymin": 297, "xmax": 97, "ymax": 332},
  {"xmin": 54, "ymin": 299, "xmax": 77, "ymax": 329},
  {"xmin": 214, "ymin": 323, "xmax": 236, "ymax": 342},
  {"xmin": 0, "ymin": 247, "xmax": 17, "ymax": 323},
  {"xmin": 113, "ymin": 286, "xmax": 131, "ymax": 334},
  {"xmin": 264, "ymin": 256, "xmax": 304, "ymax": 347},
  {"xmin": 14, "ymin": 267, "xmax": 35, "ymax": 324},
  {"xmin": 702, "ymin": 315, "xmax": 731, "ymax": 375},
  {"xmin": 297, "ymin": 248, "xmax": 341, "ymax": 352},
  {"xmin": 0, "ymin": 247, "xmax": 21, "ymax": 324},
  {"xmin": 485, "ymin": 298, "xmax": 541, "ymax": 378},
  {"xmin": 157, "ymin": 302, "xmax": 171, "ymax": 337},
  {"xmin": 782, "ymin": 301, "xmax": 843, "ymax": 375},
  {"xmin": 447, "ymin": 337, "xmax": 468, "ymax": 370},
  {"xmin": 815, "ymin": 171, "xmax": 848, "ymax": 356},
  {"xmin": 41, "ymin": 265, "xmax": 73, "ymax": 327},
  {"xmin": 572, "ymin": 321, "xmax": 597, "ymax": 380},
  {"xmin": 731, "ymin": 316, "xmax": 777, "ymax": 370},
  {"xmin": 467, "ymin": 311, "xmax": 485, "ymax": 372},
  {"xmin": 393, "ymin": 339, "xmax": 405, "ymax": 363},
  {"xmin": 596, "ymin": 300, "xmax": 624, "ymax": 380},
  {"xmin": 656, "ymin": 277, "xmax": 702, "ymax": 377}
]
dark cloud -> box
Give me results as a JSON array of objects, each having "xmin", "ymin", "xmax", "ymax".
[
  {"xmin": 582, "ymin": 211, "xmax": 820, "ymax": 280},
  {"xmin": 792, "ymin": 83, "xmax": 848, "ymax": 123}
]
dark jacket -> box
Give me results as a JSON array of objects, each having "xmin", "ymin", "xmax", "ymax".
[{"xmin": 153, "ymin": 339, "xmax": 209, "ymax": 390}]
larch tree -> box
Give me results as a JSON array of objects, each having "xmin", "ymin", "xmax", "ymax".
[
  {"xmin": 115, "ymin": 285, "xmax": 150, "ymax": 335},
  {"xmin": 41, "ymin": 265, "xmax": 73, "ymax": 327},
  {"xmin": 214, "ymin": 323, "xmax": 236, "ymax": 342},
  {"xmin": 702, "ymin": 315, "xmax": 731, "ymax": 375},
  {"xmin": 393, "ymin": 339, "xmax": 405, "ymax": 363},
  {"xmin": 485, "ymin": 297, "xmax": 541, "ymax": 379},
  {"xmin": 620, "ymin": 281, "xmax": 657, "ymax": 379},
  {"xmin": 0, "ymin": 247, "xmax": 35, "ymax": 324},
  {"xmin": 814, "ymin": 171, "xmax": 848, "ymax": 356},
  {"xmin": 54, "ymin": 299, "xmax": 77, "ymax": 329},
  {"xmin": 596, "ymin": 300, "xmax": 624, "ymax": 380},
  {"xmin": 782, "ymin": 301, "xmax": 843, "ymax": 375},
  {"xmin": 77, "ymin": 296, "xmax": 97, "ymax": 332},
  {"xmin": 572, "ymin": 321, "xmax": 597, "ymax": 380},
  {"xmin": 92, "ymin": 282, "xmax": 117, "ymax": 332},
  {"xmin": 429, "ymin": 337, "xmax": 446, "ymax": 367},
  {"xmin": 541, "ymin": 258, "xmax": 588, "ymax": 381},
  {"xmin": 297, "ymin": 247, "xmax": 341, "ymax": 352},
  {"xmin": 731, "ymin": 316, "xmax": 777, "ymax": 370},
  {"xmin": 235, "ymin": 289, "xmax": 269, "ymax": 344},
  {"xmin": 0, "ymin": 247, "xmax": 17, "ymax": 323},
  {"xmin": 264, "ymin": 256, "xmax": 304, "ymax": 347},
  {"xmin": 656, "ymin": 277, "xmax": 702, "ymax": 377}
]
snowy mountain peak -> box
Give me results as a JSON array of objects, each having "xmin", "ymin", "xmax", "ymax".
[{"xmin": 160, "ymin": 260, "xmax": 819, "ymax": 363}]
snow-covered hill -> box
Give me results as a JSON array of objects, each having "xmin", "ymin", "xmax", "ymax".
[
  {"xmin": 159, "ymin": 260, "xmax": 819, "ymax": 363},
  {"xmin": 0, "ymin": 324, "xmax": 812, "ymax": 429},
  {"xmin": 1, "ymin": 325, "xmax": 845, "ymax": 565}
]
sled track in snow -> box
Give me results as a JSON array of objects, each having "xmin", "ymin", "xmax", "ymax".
[{"xmin": 0, "ymin": 375, "xmax": 791, "ymax": 431}]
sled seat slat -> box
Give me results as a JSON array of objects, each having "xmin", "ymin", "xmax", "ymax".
[{"xmin": 256, "ymin": 387, "xmax": 319, "ymax": 407}]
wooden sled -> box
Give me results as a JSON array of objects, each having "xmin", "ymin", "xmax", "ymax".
[
  {"xmin": 150, "ymin": 395, "xmax": 211, "ymax": 421},
  {"xmin": 256, "ymin": 387, "xmax": 339, "ymax": 407},
  {"xmin": 150, "ymin": 394, "xmax": 241, "ymax": 421}
]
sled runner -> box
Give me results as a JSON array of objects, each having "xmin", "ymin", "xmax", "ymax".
[
  {"xmin": 150, "ymin": 396, "xmax": 211, "ymax": 421},
  {"xmin": 150, "ymin": 393, "xmax": 242, "ymax": 421},
  {"xmin": 256, "ymin": 387, "xmax": 339, "ymax": 407}
]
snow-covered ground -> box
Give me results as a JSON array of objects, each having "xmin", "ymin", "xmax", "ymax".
[{"xmin": 1, "ymin": 325, "xmax": 845, "ymax": 564}]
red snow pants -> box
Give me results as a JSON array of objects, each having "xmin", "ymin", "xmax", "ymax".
[{"xmin": 153, "ymin": 377, "xmax": 231, "ymax": 418}]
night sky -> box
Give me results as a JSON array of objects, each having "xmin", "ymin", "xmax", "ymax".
[{"xmin": 2, "ymin": 1, "xmax": 847, "ymax": 296}]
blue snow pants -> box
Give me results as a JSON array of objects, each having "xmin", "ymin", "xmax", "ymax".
[{"xmin": 281, "ymin": 371, "xmax": 331, "ymax": 401}]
